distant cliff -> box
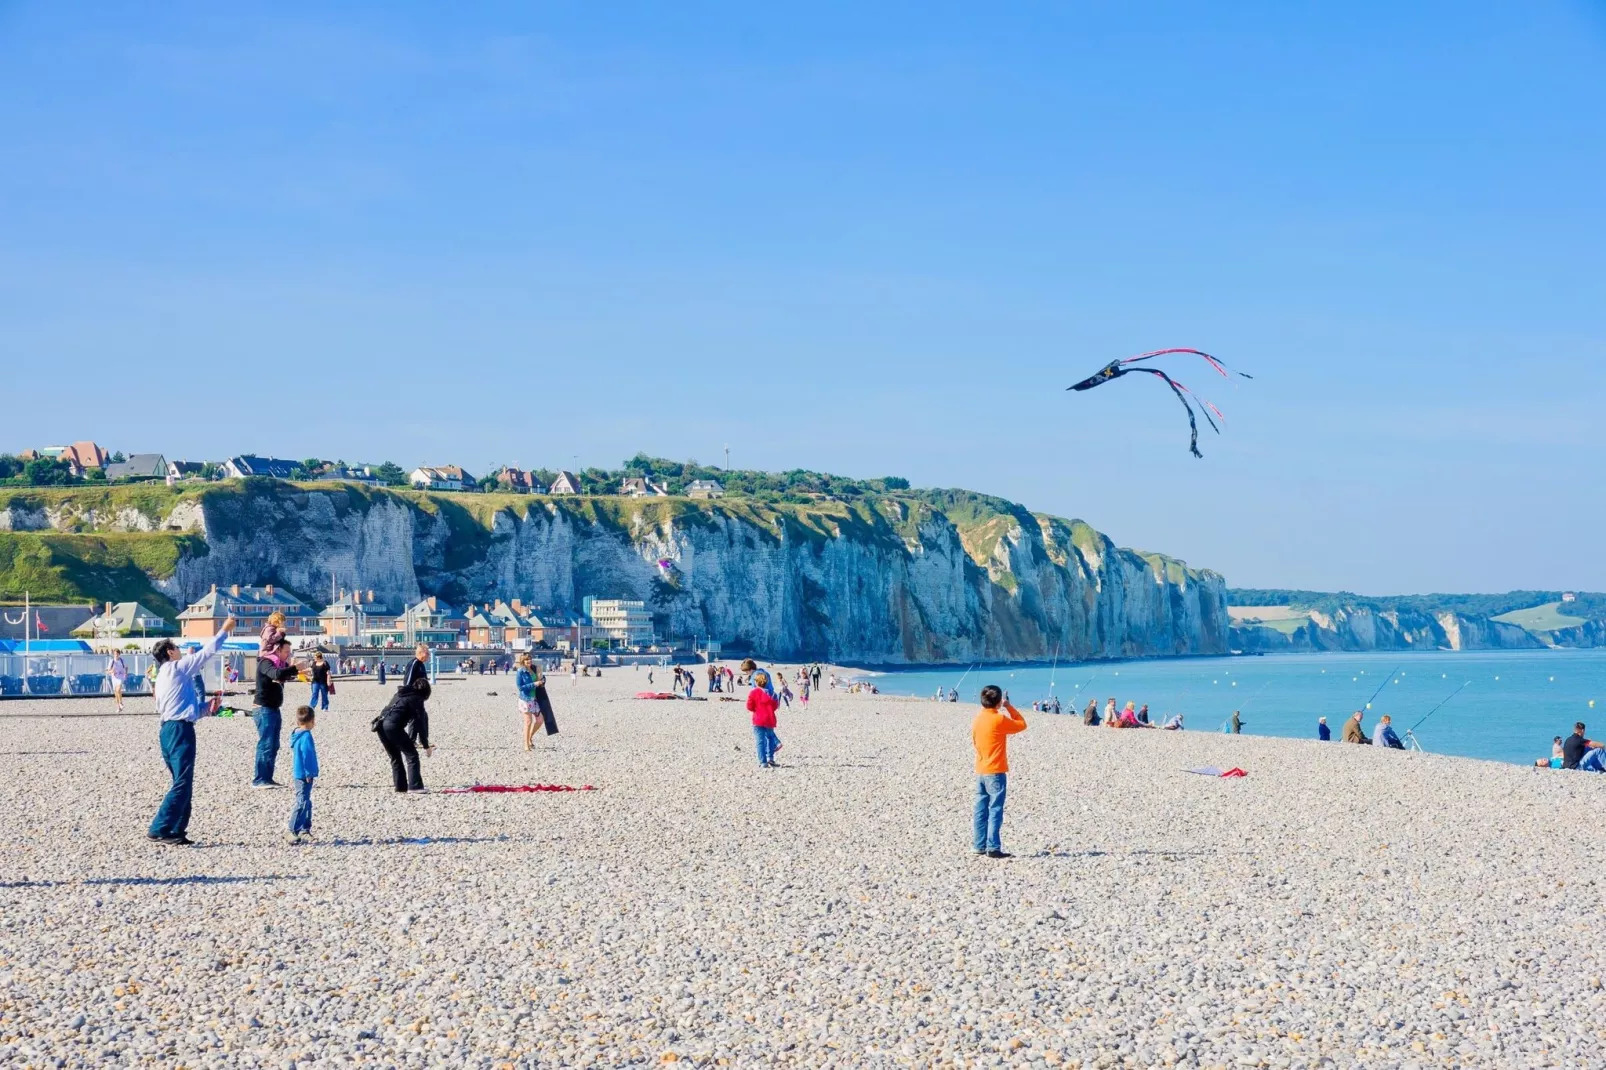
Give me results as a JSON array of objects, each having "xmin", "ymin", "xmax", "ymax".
[
  {"xmin": 0, "ymin": 481, "xmax": 1229, "ymax": 664},
  {"xmin": 1228, "ymin": 588, "xmax": 1606, "ymax": 652}
]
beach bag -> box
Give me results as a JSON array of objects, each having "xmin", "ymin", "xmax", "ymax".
[{"xmin": 327, "ymin": 680, "xmax": 336, "ymax": 696}]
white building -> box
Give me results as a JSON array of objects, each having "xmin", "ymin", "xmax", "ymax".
[
  {"xmin": 549, "ymin": 470, "xmax": 582, "ymax": 494},
  {"xmin": 619, "ymin": 476, "xmax": 667, "ymax": 497},
  {"xmin": 686, "ymin": 479, "xmax": 724, "ymax": 499},
  {"xmin": 587, "ymin": 599, "xmax": 655, "ymax": 647},
  {"xmin": 410, "ymin": 465, "xmax": 473, "ymax": 491}
]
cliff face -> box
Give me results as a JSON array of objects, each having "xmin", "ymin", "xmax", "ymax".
[
  {"xmin": 1231, "ymin": 606, "xmax": 1545, "ymax": 653},
  {"xmin": 0, "ymin": 482, "xmax": 1229, "ymax": 664}
]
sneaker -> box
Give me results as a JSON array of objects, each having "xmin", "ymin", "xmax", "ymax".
[
  {"xmin": 986, "ymin": 850, "xmax": 1013, "ymax": 859},
  {"xmin": 288, "ymin": 833, "xmax": 304, "ymax": 845},
  {"xmin": 253, "ymin": 781, "xmax": 282, "ymax": 789},
  {"xmin": 407, "ymin": 787, "xmax": 430, "ymax": 794},
  {"xmin": 160, "ymin": 834, "xmax": 194, "ymax": 846}
]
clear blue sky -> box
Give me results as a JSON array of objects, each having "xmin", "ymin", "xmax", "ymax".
[{"xmin": 2, "ymin": 2, "xmax": 1603, "ymax": 593}]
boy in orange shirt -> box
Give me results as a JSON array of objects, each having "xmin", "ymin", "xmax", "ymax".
[{"xmin": 972, "ymin": 684, "xmax": 1027, "ymax": 858}]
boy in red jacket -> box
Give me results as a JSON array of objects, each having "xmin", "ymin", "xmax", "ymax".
[{"xmin": 747, "ymin": 670, "xmax": 781, "ymax": 767}]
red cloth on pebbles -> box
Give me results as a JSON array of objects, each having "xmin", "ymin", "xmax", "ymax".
[{"xmin": 440, "ymin": 784, "xmax": 597, "ymax": 793}]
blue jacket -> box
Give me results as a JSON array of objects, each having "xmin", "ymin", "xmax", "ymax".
[
  {"xmin": 515, "ymin": 667, "xmax": 537, "ymax": 702},
  {"xmin": 1318, "ymin": 723, "xmax": 1331, "ymax": 741},
  {"xmin": 290, "ymin": 728, "xmax": 319, "ymax": 779}
]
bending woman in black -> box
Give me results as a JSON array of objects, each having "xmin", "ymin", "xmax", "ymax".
[{"xmin": 376, "ymin": 644, "xmax": 434, "ymax": 793}]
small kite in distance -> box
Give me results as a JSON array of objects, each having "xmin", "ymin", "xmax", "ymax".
[{"xmin": 1068, "ymin": 348, "xmax": 1252, "ymax": 458}]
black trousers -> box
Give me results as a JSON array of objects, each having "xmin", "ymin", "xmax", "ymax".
[{"xmin": 378, "ymin": 722, "xmax": 423, "ymax": 792}]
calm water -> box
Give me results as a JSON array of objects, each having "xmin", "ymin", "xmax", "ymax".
[{"xmin": 860, "ymin": 649, "xmax": 1606, "ymax": 766}]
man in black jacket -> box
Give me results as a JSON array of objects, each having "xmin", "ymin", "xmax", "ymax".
[{"xmin": 253, "ymin": 638, "xmax": 302, "ymax": 787}]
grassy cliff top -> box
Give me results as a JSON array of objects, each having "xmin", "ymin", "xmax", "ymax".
[{"xmin": 0, "ymin": 480, "xmax": 1216, "ymax": 608}]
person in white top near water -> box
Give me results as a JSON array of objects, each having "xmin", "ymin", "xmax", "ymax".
[{"xmin": 146, "ymin": 617, "xmax": 236, "ymax": 846}]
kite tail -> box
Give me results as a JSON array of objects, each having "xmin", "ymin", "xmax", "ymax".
[
  {"xmin": 1138, "ymin": 368, "xmax": 1203, "ymax": 458},
  {"xmin": 1123, "ymin": 348, "xmax": 1252, "ymax": 380}
]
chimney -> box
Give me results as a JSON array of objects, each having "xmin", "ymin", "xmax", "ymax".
[
  {"xmin": 105, "ymin": 602, "xmax": 113, "ymax": 616},
  {"xmin": 365, "ymin": 590, "xmax": 373, "ymax": 603},
  {"xmin": 230, "ymin": 584, "xmax": 240, "ymax": 597},
  {"xmin": 427, "ymin": 596, "xmax": 437, "ymax": 611},
  {"xmin": 265, "ymin": 584, "xmax": 275, "ymax": 596},
  {"xmin": 210, "ymin": 583, "xmax": 217, "ymax": 593}
]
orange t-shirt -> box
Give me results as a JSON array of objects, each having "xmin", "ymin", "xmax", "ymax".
[{"xmin": 972, "ymin": 706, "xmax": 1027, "ymax": 774}]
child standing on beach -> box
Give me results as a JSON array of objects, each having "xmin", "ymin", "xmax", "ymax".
[
  {"xmin": 288, "ymin": 705, "xmax": 318, "ymax": 843},
  {"xmin": 748, "ymin": 670, "xmax": 781, "ymax": 767},
  {"xmin": 971, "ymin": 684, "xmax": 1026, "ymax": 859}
]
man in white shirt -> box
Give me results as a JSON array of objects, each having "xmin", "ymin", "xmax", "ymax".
[{"xmin": 147, "ymin": 617, "xmax": 235, "ymax": 845}]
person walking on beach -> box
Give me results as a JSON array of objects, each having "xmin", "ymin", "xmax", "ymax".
[
  {"xmin": 748, "ymin": 670, "xmax": 781, "ymax": 767},
  {"xmin": 1372, "ymin": 714, "xmax": 1405, "ymax": 749},
  {"xmin": 1342, "ymin": 710, "xmax": 1371, "ymax": 744},
  {"xmin": 1317, "ymin": 717, "xmax": 1330, "ymax": 741},
  {"xmin": 308, "ymin": 652, "xmax": 331, "ymax": 712},
  {"xmin": 375, "ymin": 644, "xmax": 434, "ymax": 793},
  {"xmin": 515, "ymin": 653, "xmax": 543, "ymax": 750},
  {"xmin": 253, "ymin": 638, "xmax": 302, "ymax": 787},
  {"xmin": 108, "ymin": 650, "xmax": 128, "ymax": 712},
  {"xmin": 971, "ymin": 684, "xmax": 1026, "ymax": 859},
  {"xmin": 146, "ymin": 617, "xmax": 236, "ymax": 846},
  {"xmin": 1562, "ymin": 723, "xmax": 1603, "ymax": 769},
  {"xmin": 288, "ymin": 705, "xmax": 319, "ymax": 843}
]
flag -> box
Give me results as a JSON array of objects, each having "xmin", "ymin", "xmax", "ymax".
[{"xmin": 35, "ymin": 611, "xmax": 47, "ymax": 634}]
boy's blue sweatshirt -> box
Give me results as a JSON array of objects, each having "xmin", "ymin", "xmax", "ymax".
[{"xmin": 290, "ymin": 728, "xmax": 319, "ymax": 780}]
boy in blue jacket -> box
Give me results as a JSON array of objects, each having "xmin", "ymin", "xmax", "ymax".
[{"xmin": 288, "ymin": 705, "xmax": 319, "ymax": 843}]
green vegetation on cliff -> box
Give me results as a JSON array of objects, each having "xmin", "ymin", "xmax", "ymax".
[
  {"xmin": 0, "ymin": 474, "xmax": 1215, "ymax": 610},
  {"xmin": 0, "ymin": 532, "xmax": 196, "ymax": 617}
]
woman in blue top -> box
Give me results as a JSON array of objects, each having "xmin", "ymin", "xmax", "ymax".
[{"xmin": 516, "ymin": 653, "xmax": 543, "ymax": 751}]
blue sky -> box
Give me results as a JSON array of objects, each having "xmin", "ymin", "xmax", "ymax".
[{"xmin": 2, "ymin": 2, "xmax": 1603, "ymax": 593}]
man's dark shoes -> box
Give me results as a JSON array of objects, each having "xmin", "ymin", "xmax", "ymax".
[
  {"xmin": 986, "ymin": 850, "xmax": 1012, "ymax": 859},
  {"xmin": 153, "ymin": 834, "xmax": 193, "ymax": 846}
]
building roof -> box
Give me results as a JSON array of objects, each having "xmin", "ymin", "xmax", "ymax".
[
  {"xmin": 318, "ymin": 591, "xmax": 396, "ymax": 618},
  {"xmin": 61, "ymin": 441, "xmax": 109, "ymax": 469},
  {"xmin": 178, "ymin": 585, "xmax": 314, "ymax": 619},
  {"xmin": 71, "ymin": 601, "xmax": 171, "ymax": 636},
  {"xmin": 549, "ymin": 470, "xmax": 582, "ymax": 493},
  {"xmin": 413, "ymin": 465, "xmax": 472, "ymax": 484},
  {"xmin": 229, "ymin": 455, "xmax": 299, "ymax": 479},
  {"xmin": 167, "ymin": 460, "xmax": 206, "ymax": 476},
  {"xmin": 106, "ymin": 453, "xmax": 167, "ymax": 480},
  {"xmin": 687, "ymin": 479, "xmax": 724, "ymax": 491}
]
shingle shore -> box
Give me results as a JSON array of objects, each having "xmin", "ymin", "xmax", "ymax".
[{"xmin": 0, "ymin": 670, "xmax": 1602, "ymax": 1067}]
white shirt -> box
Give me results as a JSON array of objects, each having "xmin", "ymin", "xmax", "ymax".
[{"xmin": 156, "ymin": 630, "xmax": 229, "ymax": 723}]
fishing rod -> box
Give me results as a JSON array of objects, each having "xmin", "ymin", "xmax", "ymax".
[
  {"xmin": 953, "ymin": 662, "xmax": 978, "ymax": 698},
  {"xmin": 1047, "ymin": 643, "xmax": 1060, "ymax": 694},
  {"xmin": 1358, "ymin": 664, "xmax": 1402, "ymax": 714},
  {"xmin": 1407, "ymin": 679, "xmax": 1472, "ymax": 735}
]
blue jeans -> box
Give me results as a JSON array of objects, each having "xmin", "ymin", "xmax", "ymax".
[
  {"xmin": 753, "ymin": 726, "xmax": 779, "ymax": 766},
  {"xmin": 149, "ymin": 720, "xmax": 197, "ymax": 838},
  {"xmin": 289, "ymin": 777, "xmax": 314, "ymax": 835},
  {"xmin": 309, "ymin": 682, "xmax": 329, "ymax": 711},
  {"xmin": 253, "ymin": 706, "xmax": 282, "ymax": 784},
  {"xmin": 973, "ymin": 773, "xmax": 1007, "ymax": 853}
]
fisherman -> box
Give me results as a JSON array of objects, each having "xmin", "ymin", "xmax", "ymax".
[
  {"xmin": 1372, "ymin": 714, "xmax": 1405, "ymax": 750},
  {"xmin": 1230, "ymin": 710, "xmax": 1243, "ymax": 735},
  {"xmin": 1342, "ymin": 710, "xmax": 1371, "ymax": 744}
]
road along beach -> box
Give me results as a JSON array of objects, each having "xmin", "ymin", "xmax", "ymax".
[{"xmin": 1, "ymin": 668, "xmax": 1602, "ymax": 1065}]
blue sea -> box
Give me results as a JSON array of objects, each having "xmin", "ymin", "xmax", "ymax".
[{"xmin": 860, "ymin": 649, "xmax": 1606, "ymax": 766}]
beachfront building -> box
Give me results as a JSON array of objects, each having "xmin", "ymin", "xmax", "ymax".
[
  {"xmin": 619, "ymin": 477, "xmax": 667, "ymax": 498},
  {"xmin": 686, "ymin": 479, "xmax": 724, "ymax": 499},
  {"xmin": 61, "ymin": 441, "xmax": 110, "ymax": 475},
  {"xmin": 494, "ymin": 467, "xmax": 546, "ymax": 494},
  {"xmin": 224, "ymin": 456, "xmax": 299, "ymax": 480},
  {"xmin": 410, "ymin": 465, "xmax": 473, "ymax": 492},
  {"xmin": 465, "ymin": 599, "xmax": 546, "ymax": 646},
  {"xmin": 105, "ymin": 453, "xmax": 167, "ymax": 481},
  {"xmin": 587, "ymin": 598, "xmax": 655, "ymax": 647},
  {"xmin": 71, "ymin": 601, "xmax": 172, "ymax": 639},
  {"xmin": 178, "ymin": 584, "xmax": 318, "ymax": 639},
  {"xmin": 364, "ymin": 596, "xmax": 465, "ymax": 646},
  {"xmin": 318, "ymin": 589, "xmax": 393, "ymax": 640},
  {"xmin": 548, "ymin": 471, "xmax": 582, "ymax": 495}
]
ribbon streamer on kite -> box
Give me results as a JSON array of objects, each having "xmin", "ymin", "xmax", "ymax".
[{"xmin": 1068, "ymin": 348, "xmax": 1251, "ymax": 458}]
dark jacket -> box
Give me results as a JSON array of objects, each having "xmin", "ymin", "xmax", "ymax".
[
  {"xmin": 254, "ymin": 657, "xmax": 300, "ymax": 710},
  {"xmin": 379, "ymin": 659, "xmax": 432, "ymax": 747},
  {"xmin": 310, "ymin": 660, "xmax": 330, "ymax": 686}
]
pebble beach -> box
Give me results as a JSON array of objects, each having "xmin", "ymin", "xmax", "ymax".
[{"xmin": 2, "ymin": 669, "xmax": 1604, "ymax": 1068}]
